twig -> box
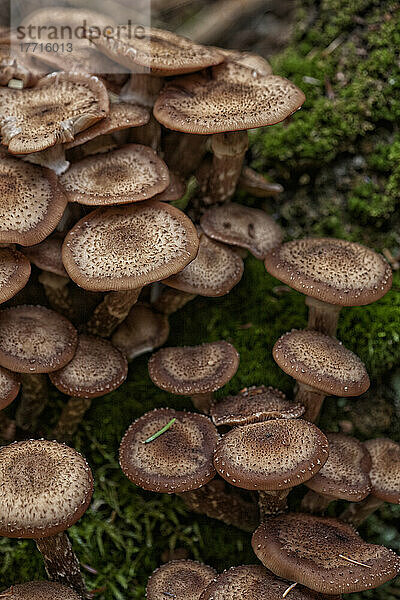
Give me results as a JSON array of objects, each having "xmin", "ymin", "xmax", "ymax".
[
  {"xmin": 282, "ymin": 582, "xmax": 297, "ymax": 597},
  {"xmin": 143, "ymin": 418, "xmax": 177, "ymax": 443},
  {"xmin": 339, "ymin": 554, "xmax": 371, "ymax": 568}
]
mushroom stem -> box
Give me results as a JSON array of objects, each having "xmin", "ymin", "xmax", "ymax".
[
  {"xmin": 0, "ymin": 411, "xmax": 16, "ymax": 440},
  {"xmin": 35, "ymin": 532, "xmax": 88, "ymax": 598},
  {"xmin": 164, "ymin": 132, "xmax": 209, "ymax": 176},
  {"xmin": 340, "ymin": 495, "xmax": 384, "ymax": 527},
  {"xmin": 15, "ymin": 373, "xmax": 48, "ymax": 432},
  {"xmin": 258, "ymin": 489, "xmax": 290, "ymax": 521},
  {"xmin": 130, "ymin": 114, "xmax": 162, "ymax": 151},
  {"xmin": 86, "ymin": 288, "xmax": 142, "ymax": 338},
  {"xmin": 52, "ymin": 397, "xmax": 93, "ymax": 442},
  {"xmin": 121, "ymin": 73, "xmax": 163, "ymax": 108},
  {"xmin": 191, "ymin": 392, "xmax": 214, "ymax": 414},
  {"xmin": 305, "ymin": 296, "xmax": 342, "ymax": 337},
  {"xmin": 38, "ymin": 272, "xmax": 75, "ymax": 321},
  {"xmin": 153, "ymin": 287, "xmax": 196, "ymax": 315},
  {"xmin": 295, "ymin": 383, "xmax": 326, "ymax": 423},
  {"xmin": 301, "ymin": 489, "xmax": 333, "ymax": 514},
  {"xmin": 22, "ymin": 145, "xmax": 70, "ymax": 175}
]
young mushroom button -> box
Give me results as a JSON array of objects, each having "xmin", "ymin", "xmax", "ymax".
[{"xmin": 146, "ymin": 560, "xmax": 217, "ymax": 600}]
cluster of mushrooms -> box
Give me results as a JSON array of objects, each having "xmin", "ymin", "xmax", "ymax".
[{"xmin": 0, "ymin": 8, "xmax": 399, "ymax": 600}]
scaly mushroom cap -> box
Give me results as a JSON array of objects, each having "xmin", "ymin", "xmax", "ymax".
[
  {"xmin": 0, "ymin": 71, "xmax": 109, "ymax": 154},
  {"xmin": 213, "ymin": 418, "xmax": 328, "ymax": 490},
  {"xmin": 60, "ymin": 144, "xmax": 170, "ymax": 205},
  {"xmin": 0, "ymin": 38, "xmax": 43, "ymax": 88},
  {"xmin": 214, "ymin": 48, "xmax": 273, "ymax": 75},
  {"xmin": 200, "ymin": 203, "xmax": 282, "ymax": 260},
  {"xmin": 252, "ymin": 513, "xmax": 400, "ymax": 595},
  {"xmin": 264, "ymin": 238, "xmax": 392, "ymax": 307},
  {"xmin": 0, "ymin": 366, "xmax": 20, "ymax": 410},
  {"xmin": 0, "ymin": 305, "xmax": 78, "ymax": 373},
  {"xmin": 119, "ymin": 408, "xmax": 218, "ymax": 493},
  {"xmin": 0, "ymin": 439, "xmax": 93, "ymax": 538},
  {"xmin": 210, "ymin": 385, "xmax": 305, "ymax": 427},
  {"xmin": 24, "ymin": 235, "xmax": 67, "ymax": 277},
  {"xmin": 148, "ymin": 341, "xmax": 239, "ymax": 395},
  {"xmin": 154, "ymin": 171, "xmax": 186, "ymax": 202},
  {"xmin": 65, "ymin": 102, "xmax": 150, "ymax": 149},
  {"xmin": 273, "ymin": 330, "xmax": 370, "ymax": 397},
  {"xmin": 0, "ymin": 247, "xmax": 31, "ymax": 302},
  {"xmin": 111, "ymin": 303, "xmax": 170, "ymax": 360},
  {"xmin": 305, "ymin": 433, "xmax": 372, "ymax": 501},
  {"xmin": 165, "ymin": 233, "xmax": 244, "ymax": 296},
  {"xmin": 91, "ymin": 26, "xmax": 224, "ymax": 76},
  {"xmin": 1, "ymin": 581, "xmax": 82, "ymax": 599},
  {"xmin": 154, "ymin": 62, "xmax": 305, "ymax": 134},
  {"xmin": 49, "ymin": 334, "xmax": 128, "ymax": 399},
  {"xmin": 147, "ymin": 560, "xmax": 217, "ymax": 600},
  {"xmin": 62, "ymin": 200, "xmax": 199, "ymax": 292},
  {"xmin": 364, "ymin": 438, "xmax": 400, "ymax": 503},
  {"xmin": 199, "ymin": 565, "xmax": 341, "ymax": 600},
  {"xmin": 0, "ymin": 156, "xmax": 67, "ymax": 246}
]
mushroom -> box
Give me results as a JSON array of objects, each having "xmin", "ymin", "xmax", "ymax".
[
  {"xmin": 213, "ymin": 418, "xmax": 329, "ymax": 519},
  {"xmin": 200, "ymin": 203, "xmax": 283, "ymax": 260},
  {"xmin": 340, "ymin": 438, "xmax": 400, "ymax": 526},
  {"xmin": 50, "ymin": 334, "xmax": 128, "ymax": 440},
  {"xmin": 264, "ymin": 238, "xmax": 392, "ymax": 337},
  {"xmin": 147, "ymin": 559, "xmax": 216, "ymax": 600},
  {"xmin": 301, "ymin": 433, "xmax": 372, "ymax": 513},
  {"xmin": 0, "ymin": 246, "xmax": 31, "ymax": 303},
  {"xmin": 212, "ymin": 47, "xmax": 273, "ymax": 75},
  {"xmin": 0, "ymin": 581, "xmax": 82, "ymax": 599},
  {"xmin": 273, "ymin": 329, "xmax": 370, "ymax": 422},
  {"xmin": 148, "ymin": 341, "xmax": 240, "ymax": 413},
  {"xmin": 153, "ymin": 171, "xmax": 186, "ymax": 202},
  {"xmin": 252, "ymin": 513, "xmax": 400, "ymax": 595},
  {"xmin": 239, "ymin": 166, "xmax": 284, "ymax": 198},
  {"xmin": 0, "ymin": 366, "xmax": 20, "ymax": 440},
  {"xmin": 119, "ymin": 408, "xmax": 218, "ymax": 493},
  {"xmin": 62, "ymin": 200, "xmax": 199, "ymax": 337},
  {"xmin": 0, "ymin": 439, "xmax": 93, "ymax": 596}
]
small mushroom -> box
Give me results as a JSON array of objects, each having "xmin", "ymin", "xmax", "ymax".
[
  {"xmin": 50, "ymin": 334, "xmax": 128, "ymax": 440},
  {"xmin": 0, "ymin": 439, "xmax": 93, "ymax": 596},
  {"xmin": 148, "ymin": 341, "xmax": 240, "ymax": 413},
  {"xmin": 239, "ymin": 166, "xmax": 284, "ymax": 198},
  {"xmin": 252, "ymin": 513, "xmax": 400, "ymax": 595},
  {"xmin": 147, "ymin": 560, "xmax": 216, "ymax": 600},
  {"xmin": 0, "ymin": 246, "xmax": 31, "ymax": 303},
  {"xmin": 0, "ymin": 366, "xmax": 20, "ymax": 440},
  {"xmin": 153, "ymin": 171, "xmax": 186, "ymax": 202},
  {"xmin": 213, "ymin": 48, "xmax": 273, "ymax": 75},
  {"xmin": 265, "ymin": 238, "xmax": 392, "ymax": 336},
  {"xmin": 273, "ymin": 329, "xmax": 370, "ymax": 422},
  {"xmin": 0, "ymin": 581, "xmax": 82, "ymax": 599}
]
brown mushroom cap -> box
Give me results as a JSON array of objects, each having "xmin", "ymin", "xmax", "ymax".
[
  {"xmin": 210, "ymin": 385, "xmax": 305, "ymax": 427},
  {"xmin": 0, "ymin": 439, "xmax": 93, "ymax": 538},
  {"xmin": 164, "ymin": 233, "xmax": 244, "ymax": 296},
  {"xmin": 364, "ymin": 438, "xmax": 400, "ymax": 504},
  {"xmin": 62, "ymin": 200, "xmax": 199, "ymax": 292},
  {"xmin": 148, "ymin": 341, "xmax": 239, "ymax": 396},
  {"xmin": 153, "ymin": 171, "xmax": 186, "ymax": 202},
  {"xmin": 305, "ymin": 433, "xmax": 372, "ymax": 501},
  {"xmin": 119, "ymin": 408, "xmax": 218, "ymax": 493},
  {"xmin": 215, "ymin": 48, "xmax": 273, "ymax": 75},
  {"xmin": 153, "ymin": 62, "xmax": 305, "ymax": 134},
  {"xmin": 213, "ymin": 418, "xmax": 328, "ymax": 490},
  {"xmin": 273, "ymin": 329, "xmax": 370, "ymax": 397},
  {"xmin": 0, "ymin": 305, "xmax": 78, "ymax": 373},
  {"xmin": 60, "ymin": 144, "xmax": 170, "ymax": 205},
  {"xmin": 147, "ymin": 560, "xmax": 217, "ymax": 600},
  {"xmin": 23, "ymin": 235, "xmax": 67, "ymax": 277},
  {"xmin": 200, "ymin": 203, "xmax": 282, "ymax": 260},
  {"xmin": 252, "ymin": 513, "xmax": 400, "ymax": 595},
  {"xmin": 0, "ymin": 156, "xmax": 67, "ymax": 246},
  {"xmin": 1, "ymin": 581, "xmax": 82, "ymax": 600},
  {"xmin": 264, "ymin": 238, "xmax": 392, "ymax": 307},
  {"xmin": 49, "ymin": 334, "xmax": 127, "ymax": 399},
  {"xmin": 0, "ymin": 246, "xmax": 31, "ymax": 302},
  {"xmin": 0, "ymin": 365, "xmax": 20, "ymax": 410},
  {"xmin": 199, "ymin": 564, "xmax": 341, "ymax": 600}
]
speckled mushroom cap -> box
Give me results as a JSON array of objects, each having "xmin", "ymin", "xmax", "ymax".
[
  {"xmin": 305, "ymin": 433, "xmax": 372, "ymax": 501},
  {"xmin": 210, "ymin": 385, "xmax": 305, "ymax": 427},
  {"xmin": 0, "ymin": 305, "xmax": 78, "ymax": 373},
  {"xmin": 0, "ymin": 366, "xmax": 20, "ymax": 410},
  {"xmin": 148, "ymin": 341, "xmax": 239, "ymax": 396},
  {"xmin": 0, "ymin": 156, "xmax": 67, "ymax": 246},
  {"xmin": 119, "ymin": 408, "xmax": 218, "ymax": 493},
  {"xmin": 153, "ymin": 62, "xmax": 305, "ymax": 134},
  {"xmin": 264, "ymin": 238, "xmax": 392, "ymax": 307},
  {"xmin": 252, "ymin": 513, "xmax": 400, "ymax": 595},
  {"xmin": 1, "ymin": 581, "xmax": 82, "ymax": 600},
  {"xmin": 0, "ymin": 439, "xmax": 93, "ymax": 538},
  {"xmin": 91, "ymin": 26, "xmax": 224, "ymax": 76},
  {"xmin": 0, "ymin": 247, "xmax": 31, "ymax": 302},
  {"xmin": 147, "ymin": 560, "xmax": 217, "ymax": 600},
  {"xmin": 214, "ymin": 48, "xmax": 273, "ymax": 75},
  {"xmin": 0, "ymin": 72, "xmax": 109, "ymax": 154},
  {"xmin": 214, "ymin": 418, "xmax": 328, "ymax": 490},
  {"xmin": 62, "ymin": 200, "xmax": 199, "ymax": 292},
  {"xmin": 364, "ymin": 438, "xmax": 400, "ymax": 503},
  {"xmin": 199, "ymin": 565, "xmax": 341, "ymax": 600},
  {"xmin": 154, "ymin": 171, "xmax": 186, "ymax": 202},
  {"xmin": 60, "ymin": 144, "xmax": 170, "ymax": 205},
  {"xmin": 24, "ymin": 235, "xmax": 67, "ymax": 277},
  {"xmin": 200, "ymin": 203, "xmax": 282, "ymax": 260},
  {"xmin": 273, "ymin": 330, "xmax": 370, "ymax": 397},
  {"xmin": 49, "ymin": 334, "xmax": 127, "ymax": 399},
  {"xmin": 65, "ymin": 102, "xmax": 150, "ymax": 149},
  {"xmin": 164, "ymin": 233, "xmax": 244, "ymax": 296}
]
